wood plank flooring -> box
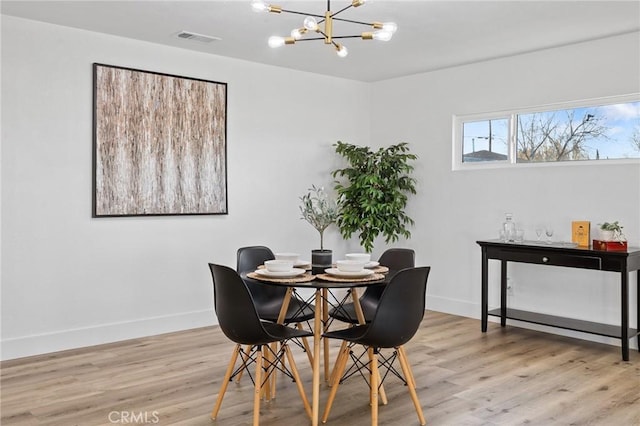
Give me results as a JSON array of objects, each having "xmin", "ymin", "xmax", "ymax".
[{"xmin": 1, "ymin": 311, "xmax": 638, "ymax": 425}]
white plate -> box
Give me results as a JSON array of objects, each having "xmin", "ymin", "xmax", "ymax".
[
  {"xmin": 255, "ymin": 268, "xmax": 306, "ymax": 278},
  {"xmin": 294, "ymin": 260, "xmax": 311, "ymax": 267},
  {"xmin": 325, "ymin": 268, "xmax": 375, "ymax": 278},
  {"xmin": 365, "ymin": 261, "xmax": 380, "ymax": 268}
]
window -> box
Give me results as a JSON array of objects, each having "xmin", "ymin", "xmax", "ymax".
[
  {"xmin": 454, "ymin": 95, "xmax": 640, "ymax": 169},
  {"xmin": 462, "ymin": 118, "xmax": 509, "ymax": 163}
]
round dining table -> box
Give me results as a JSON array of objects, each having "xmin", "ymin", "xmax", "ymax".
[{"xmin": 244, "ymin": 267, "xmax": 390, "ymax": 426}]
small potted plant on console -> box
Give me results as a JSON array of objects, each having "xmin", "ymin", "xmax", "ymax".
[{"xmin": 594, "ymin": 221, "xmax": 627, "ymax": 251}]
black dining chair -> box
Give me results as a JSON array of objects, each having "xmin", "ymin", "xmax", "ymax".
[
  {"xmin": 322, "ymin": 266, "xmax": 430, "ymax": 426},
  {"xmin": 329, "ymin": 248, "xmax": 415, "ymax": 324},
  {"xmin": 236, "ymin": 246, "xmax": 315, "ymax": 370},
  {"xmin": 208, "ymin": 263, "xmax": 312, "ymax": 426},
  {"xmin": 237, "ymin": 246, "xmax": 315, "ymax": 324}
]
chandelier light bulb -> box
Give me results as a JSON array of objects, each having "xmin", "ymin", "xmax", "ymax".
[
  {"xmin": 336, "ymin": 44, "xmax": 348, "ymax": 58},
  {"xmin": 372, "ymin": 30, "xmax": 393, "ymax": 41},
  {"xmin": 291, "ymin": 28, "xmax": 307, "ymax": 39},
  {"xmin": 303, "ymin": 16, "xmax": 319, "ymax": 31},
  {"xmin": 268, "ymin": 36, "xmax": 285, "ymax": 48},
  {"xmin": 382, "ymin": 22, "xmax": 398, "ymax": 33},
  {"xmin": 251, "ymin": 0, "xmax": 268, "ymax": 12}
]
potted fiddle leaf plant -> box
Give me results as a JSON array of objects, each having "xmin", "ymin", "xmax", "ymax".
[
  {"xmin": 300, "ymin": 185, "xmax": 338, "ymax": 274},
  {"xmin": 332, "ymin": 141, "xmax": 417, "ymax": 253}
]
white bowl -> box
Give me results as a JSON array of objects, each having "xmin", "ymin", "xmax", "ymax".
[
  {"xmin": 275, "ymin": 252, "xmax": 300, "ymax": 262},
  {"xmin": 336, "ymin": 260, "xmax": 367, "ymax": 272},
  {"xmin": 264, "ymin": 259, "xmax": 294, "ymax": 272},
  {"xmin": 345, "ymin": 253, "xmax": 371, "ymax": 263}
]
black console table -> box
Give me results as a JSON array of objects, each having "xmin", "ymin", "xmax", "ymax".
[{"xmin": 477, "ymin": 240, "xmax": 640, "ymax": 361}]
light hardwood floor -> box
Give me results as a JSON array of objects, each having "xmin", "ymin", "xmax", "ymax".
[{"xmin": 1, "ymin": 311, "xmax": 638, "ymax": 425}]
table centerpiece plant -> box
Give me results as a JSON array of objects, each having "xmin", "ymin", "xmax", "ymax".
[
  {"xmin": 300, "ymin": 185, "xmax": 338, "ymax": 273},
  {"xmin": 332, "ymin": 141, "xmax": 417, "ymax": 253}
]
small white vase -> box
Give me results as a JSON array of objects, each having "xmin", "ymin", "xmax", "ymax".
[{"xmin": 599, "ymin": 230, "xmax": 614, "ymax": 241}]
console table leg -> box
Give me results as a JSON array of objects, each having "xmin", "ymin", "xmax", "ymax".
[
  {"xmin": 637, "ymin": 270, "xmax": 639, "ymax": 353},
  {"xmin": 500, "ymin": 260, "xmax": 507, "ymax": 327},
  {"xmin": 621, "ymin": 270, "xmax": 629, "ymax": 362},
  {"xmin": 481, "ymin": 248, "xmax": 488, "ymax": 332}
]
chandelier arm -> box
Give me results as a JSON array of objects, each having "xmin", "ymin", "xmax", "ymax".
[
  {"xmin": 330, "ymin": 4, "xmax": 354, "ymax": 18},
  {"xmin": 329, "ymin": 35, "xmax": 365, "ymax": 39},
  {"xmin": 295, "ymin": 37, "xmax": 329, "ymax": 42},
  {"xmin": 280, "ymin": 9, "xmax": 325, "ymax": 19},
  {"xmin": 331, "ymin": 17, "xmax": 375, "ymax": 26},
  {"xmin": 293, "ymin": 35, "xmax": 359, "ymax": 42}
]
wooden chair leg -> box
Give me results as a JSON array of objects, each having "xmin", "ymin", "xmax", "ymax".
[
  {"xmin": 235, "ymin": 345, "xmax": 252, "ymax": 383},
  {"xmin": 268, "ymin": 342, "xmax": 278, "ymax": 399},
  {"xmin": 321, "ymin": 343, "xmax": 350, "ymax": 423},
  {"xmin": 296, "ymin": 323, "xmax": 314, "ymax": 366},
  {"xmin": 377, "ymin": 371, "xmax": 388, "ymax": 406},
  {"xmin": 262, "ymin": 344, "xmax": 273, "ymax": 401},
  {"xmin": 284, "ymin": 343, "xmax": 312, "ymax": 419},
  {"xmin": 397, "ymin": 346, "xmax": 426, "ymax": 426},
  {"xmin": 369, "ymin": 348, "xmax": 379, "ymax": 426},
  {"xmin": 276, "ymin": 341, "xmax": 289, "ymax": 399},
  {"xmin": 211, "ymin": 344, "xmax": 241, "ymax": 420},
  {"xmin": 398, "ymin": 346, "xmax": 417, "ymax": 389},
  {"xmin": 365, "ymin": 347, "xmax": 387, "ymax": 406},
  {"xmin": 253, "ymin": 345, "xmax": 263, "ymax": 426},
  {"xmin": 329, "ymin": 340, "xmax": 348, "ymax": 386}
]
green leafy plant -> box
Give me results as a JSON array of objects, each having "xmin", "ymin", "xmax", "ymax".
[
  {"xmin": 332, "ymin": 141, "xmax": 417, "ymax": 253},
  {"xmin": 599, "ymin": 221, "xmax": 622, "ymax": 232},
  {"xmin": 300, "ymin": 185, "xmax": 338, "ymax": 250},
  {"xmin": 599, "ymin": 221, "xmax": 626, "ymax": 241}
]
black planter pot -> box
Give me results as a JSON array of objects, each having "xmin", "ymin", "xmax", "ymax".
[{"xmin": 311, "ymin": 249, "xmax": 333, "ymax": 275}]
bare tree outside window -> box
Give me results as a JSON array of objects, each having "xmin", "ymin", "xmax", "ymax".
[
  {"xmin": 516, "ymin": 110, "xmax": 608, "ymax": 162},
  {"xmin": 632, "ymin": 128, "xmax": 640, "ymax": 153},
  {"xmin": 458, "ymin": 99, "xmax": 639, "ymax": 166}
]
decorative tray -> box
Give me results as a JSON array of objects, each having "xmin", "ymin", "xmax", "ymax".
[
  {"xmin": 315, "ymin": 273, "xmax": 385, "ymax": 283},
  {"xmin": 370, "ymin": 265, "xmax": 389, "ymax": 274}
]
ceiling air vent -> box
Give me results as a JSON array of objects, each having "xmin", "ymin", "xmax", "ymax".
[{"xmin": 176, "ymin": 31, "xmax": 222, "ymax": 43}]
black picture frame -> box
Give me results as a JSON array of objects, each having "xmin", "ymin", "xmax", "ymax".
[{"xmin": 92, "ymin": 63, "xmax": 228, "ymax": 217}]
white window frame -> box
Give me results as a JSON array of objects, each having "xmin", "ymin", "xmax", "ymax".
[{"xmin": 452, "ymin": 93, "xmax": 640, "ymax": 171}]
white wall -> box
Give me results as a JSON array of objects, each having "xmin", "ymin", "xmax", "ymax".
[
  {"xmin": 0, "ymin": 16, "xmax": 370, "ymax": 360},
  {"xmin": 2, "ymin": 15, "xmax": 639, "ymax": 360},
  {"xmin": 371, "ymin": 32, "xmax": 640, "ymax": 347}
]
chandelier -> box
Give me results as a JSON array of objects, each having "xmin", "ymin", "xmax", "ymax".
[{"xmin": 251, "ymin": 0, "xmax": 398, "ymax": 58}]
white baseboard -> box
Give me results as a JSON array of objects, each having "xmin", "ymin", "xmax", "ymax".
[
  {"xmin": 1, "ymin": 310, "xmax": 215, "ymax": 361},
  {"xmin": 3, "ymin": 297, "xmax": 636, "ymax": 361},
  {"xmin": 426, "ymin": 294, "xmax": 639, "ymax": 351},
  {"xmin": 426, "ymin": 294, "xmax": 479, "ymax": 318}
]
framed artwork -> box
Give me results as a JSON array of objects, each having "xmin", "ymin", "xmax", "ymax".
[{"xmin": 92, "ymin": 63, "xmax": 227, "ymax": 217}]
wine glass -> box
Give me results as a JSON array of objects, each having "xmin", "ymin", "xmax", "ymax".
[
  {"xmin": 545, "ymin": 226, "xmax": 554, "ymax": 244},
  {"xmin": 535, "ymin": 226, "xmax": 544, "ymax": 242}
]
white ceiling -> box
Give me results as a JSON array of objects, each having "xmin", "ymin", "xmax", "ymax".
[{"xmin": 2, "ymin": 0, "xmax": 639, "ymax": 82}]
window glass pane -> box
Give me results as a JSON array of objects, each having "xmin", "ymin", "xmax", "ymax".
[
  {"xmin": 516, "ymin": 101, "xmax": 640, "ymax": 162},
  {"xmin": 462, "ymin": 118, "xmax": 509, "ymax": 162}
]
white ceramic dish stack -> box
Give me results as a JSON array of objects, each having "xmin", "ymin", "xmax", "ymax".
[
  {"xmin": 336, "ymin": 259, "xmax": 367, "ymax": 272},
  {"xmin": 264, "ymin": 259, "xmax": 294, "ymax": 272}
]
